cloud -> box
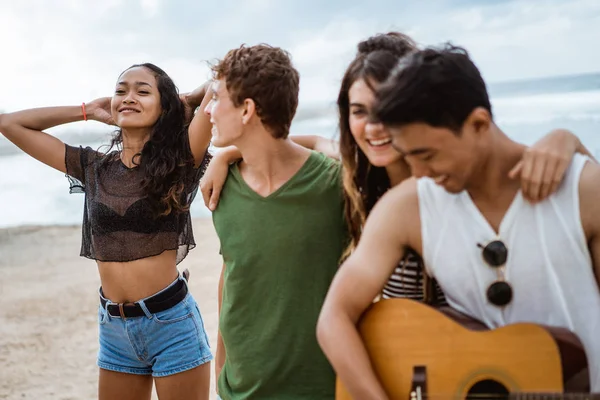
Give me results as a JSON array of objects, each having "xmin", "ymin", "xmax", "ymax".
[
  {"xmin": 0, "ymin": 0, "xmax": 598, "ymax": 122},
  {"xmin": 408, "ymin": 0, "xmax": 600, "ymax": 81},
  {"xmin": 140, "ymin": 0, "xmax": 161, "ymax": 17},
  {"xmin": 288, "ymin": 17, "xmax": 381, "ymax": 105}
]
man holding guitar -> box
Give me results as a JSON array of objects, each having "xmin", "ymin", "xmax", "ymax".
[{"xmin": 317, "ymin": 44, "xmax": 600, "ymax": 399}]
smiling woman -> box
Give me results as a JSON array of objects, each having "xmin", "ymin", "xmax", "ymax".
[
  {"xmin": 0, "ymin": 63, "xmax": 214, "ymax": 400},
  {"xmin": 335, "ymin": 32, "xmax": 449, "ymax": 303}
]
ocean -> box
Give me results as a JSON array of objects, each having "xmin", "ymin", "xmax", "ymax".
[{"xmin": 1, "ymin": 72, "xmax": 599, "ymax": 229}]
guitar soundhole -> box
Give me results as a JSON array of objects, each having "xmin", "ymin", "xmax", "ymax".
[{"xmin": 466, "ymin": 379, "xmax": 509, "ymax": 399}]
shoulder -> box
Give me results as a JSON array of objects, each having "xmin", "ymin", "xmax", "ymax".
[
  {"xmin": 218, "ymin": 161, "xmax": 242, "ymax": 191},
  {"xmin": 369, "ymin": 177, "xmax": 419, "ymax": 228},
  {"xmin": 65, "ymin": 144, "xmax": 105, "ymax": 164},
  {"xmin": 361, "ymin": 177, "xmax": 421, "ymax": 252},
  {"xmin": 579, "ymin": 157, "xmax": 600, "ymax": 190},
  {"xmin": 383, "ymin": 176, "xmax": 419, "ymax": 205},
  {"xmin": 578, "ymin": 158, "xmax": 600, "ymax": 238},
  {"xmin": 306, "ymin": 149, "xmax": 343, "ymax": 184},
  {"xmin": 311, "ymin": 149, "xmax": 341, "ymax": 170}
]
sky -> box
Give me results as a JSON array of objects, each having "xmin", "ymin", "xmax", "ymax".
[{"xmin": 0, "ymin": 0, "xmax": 599, "ymax": 118}]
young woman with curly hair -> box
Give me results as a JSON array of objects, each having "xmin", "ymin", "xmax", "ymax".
[{"xmin": 0, "ymin": 63, "xmax": 214, "ymax": 400}]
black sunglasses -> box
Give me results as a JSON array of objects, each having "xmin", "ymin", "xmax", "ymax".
[{"xmin": 476, "ymin": 240, "xmax": 513, "ymax": 307}]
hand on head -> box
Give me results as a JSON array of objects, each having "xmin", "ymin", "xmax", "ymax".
[{"xmin": 86, "ymin": 97, "xmax": 116, "ymax": 126}]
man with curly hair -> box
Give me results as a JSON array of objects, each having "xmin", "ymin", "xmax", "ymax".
[{"xmin": 203, "ymin": 44, "xmax": 347, "ymax": 400}]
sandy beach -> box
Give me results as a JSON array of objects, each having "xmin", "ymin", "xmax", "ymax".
[{"xmin": 0, "ymin": 218, "xmax": 222, "ymax": 400}]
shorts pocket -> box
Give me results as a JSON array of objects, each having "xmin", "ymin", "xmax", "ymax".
[{"xmin": 152, "ymin": 299, "xmax": 193, "ymax": 325}]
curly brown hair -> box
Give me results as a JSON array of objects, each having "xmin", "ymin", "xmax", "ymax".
[
  {"xmin": 211, "ymin": 44, "xmax": 300, "ymax": 139},
  {"xmin": 103, "ymin": 63, "xmax": 202, "ymax": 217},
  {"xmin": 338, "ymin": 32, "xmax": 417, "ymax": 259}
]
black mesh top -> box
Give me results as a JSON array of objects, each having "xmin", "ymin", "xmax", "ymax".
[{"xmin": 64, "ymin": 144, "xmax": 210, "ymax": 264}]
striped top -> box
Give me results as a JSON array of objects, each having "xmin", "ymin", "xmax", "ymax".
[{"xmin": 382, "ymin": 249, "xmax": 447, "ymax": 305}]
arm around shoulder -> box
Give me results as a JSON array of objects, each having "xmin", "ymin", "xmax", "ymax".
[
  {"xmin": 291, "ymin": 135, "xmax": 340, "ymax": 160},
  {"xmin": 199, "ymin": 146, "xmax": 242, "ymax": 210}
]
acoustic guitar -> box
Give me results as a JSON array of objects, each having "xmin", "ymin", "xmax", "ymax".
[{"xmin": 335, "ymin": 298, "xmax": 596, "ymax": 399}]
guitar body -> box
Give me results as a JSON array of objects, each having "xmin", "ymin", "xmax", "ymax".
[{"xmin": 336, "ymin": 299, "xmax": 589, "ymax": 399}]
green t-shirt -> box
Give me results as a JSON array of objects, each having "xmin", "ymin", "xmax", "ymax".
[{"xmin": 213, "ymin": 151, "xmax": 347, "ymax": 400}]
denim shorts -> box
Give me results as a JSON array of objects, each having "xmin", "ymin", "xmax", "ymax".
[{"xmin": 97, "ymin": 276, "xmax": 213, "ymax": 377}]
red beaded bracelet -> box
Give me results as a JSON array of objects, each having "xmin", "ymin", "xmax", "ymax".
[{"xmin": 81, "ymin": 103, "xmax": 87, "ymax": 121}]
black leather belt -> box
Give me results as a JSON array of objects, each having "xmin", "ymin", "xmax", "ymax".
[{"xmin": 100, "ymin": 272, "xmax": 189, "ymax": 319}]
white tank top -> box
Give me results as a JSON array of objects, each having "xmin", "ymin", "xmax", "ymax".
[{"xmin": 418, "ymin": 153, "xmax": 600, "ymax": 391}]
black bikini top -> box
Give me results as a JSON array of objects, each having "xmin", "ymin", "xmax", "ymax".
[{"xmin": 64, "ymin": 144, "xmax": 209, "ymax": 264}]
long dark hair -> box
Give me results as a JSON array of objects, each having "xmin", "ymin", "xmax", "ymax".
[
  {"xmin": 105, "ymin": 63, "xmax": 196, "ymax": 216},
  {"xmin": 338, "ymin": 32, "xmax": 417, "ymax": 258}
]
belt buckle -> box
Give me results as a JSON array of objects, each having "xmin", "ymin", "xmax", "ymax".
[{"xmin": 118, "ymin": 303, "xmax": 126, "ymax": 320}]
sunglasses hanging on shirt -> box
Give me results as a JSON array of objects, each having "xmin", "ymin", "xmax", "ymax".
[{"xmin": 477, "ymin": 240, "xmax": 513, "ymax": 307}]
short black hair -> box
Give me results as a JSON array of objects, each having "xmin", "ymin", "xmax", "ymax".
[{"xmin": 372, "ymin": 43, "xmax": 492, "ymax": 132}]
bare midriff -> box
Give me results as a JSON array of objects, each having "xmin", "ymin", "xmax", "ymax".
[{"xmin": 97, "ymin": 250, "xmax": 179, "ymax": 303}]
